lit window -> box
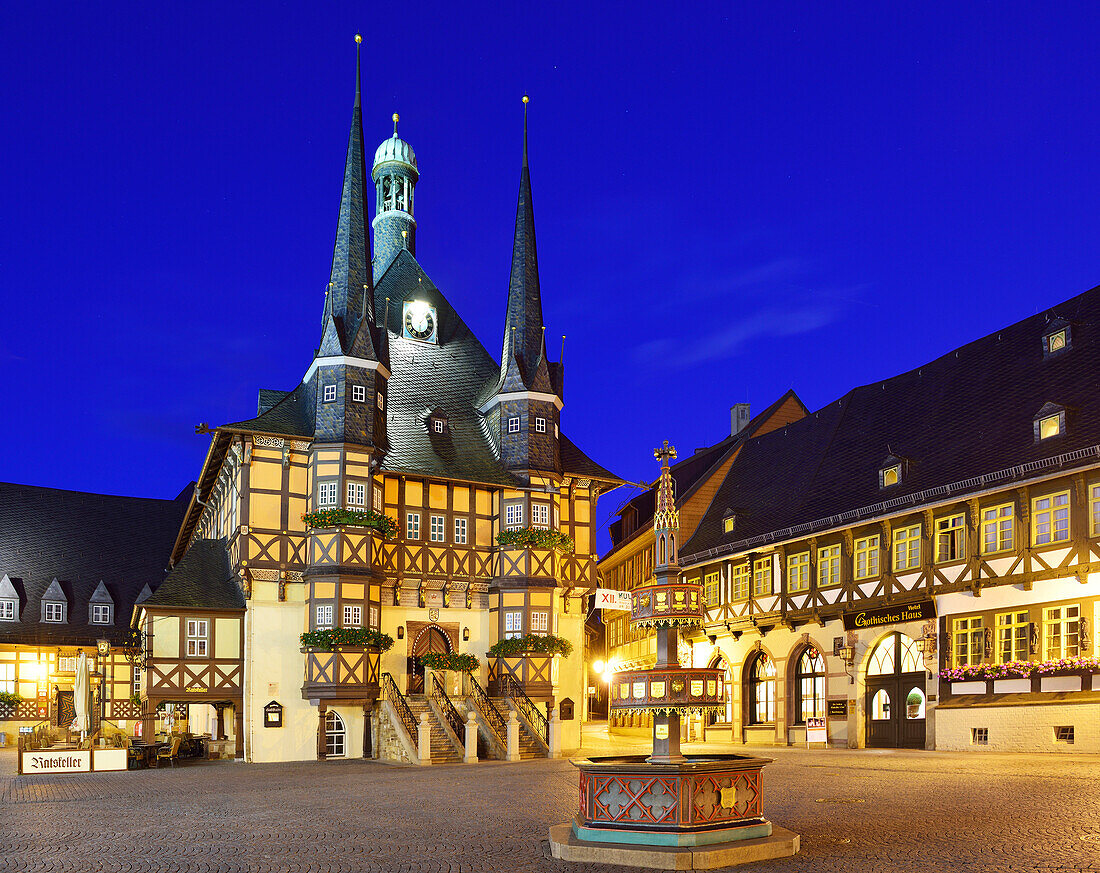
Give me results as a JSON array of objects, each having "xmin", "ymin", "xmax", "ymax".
[
  {"xmin": 881, "ymin": 465, "xmax": 900, "ymax": 488},
  {"xmin": 981, "ymin": 504, "xmax": 1014, "ymax": 553},
  {"xmin": 704, "ymin": 571, "xmax": 721, "ymax": 606},
  {"xmin": 748, "ymin": 653, "xmax": 776, "ymax": 725},
  {"xmin": 346, "ymin": 481, "xmax": 366, "ymax": 507},
  {"xmin": 406, "ymin": 513, "xmax": 420, "ymax": 540},
  {"xmin": 454, "ymin": 517, "xmax": 468, "ymax": 544},
  {"xmin": 131, "ymin": 667, "xmax": 141, "ymax": 697},
  {"xmin": 795, "ymin": 647, "xmax": 825, "ymax": 724},
  {"xmin": 315, "ymin": 604, "xmax": 333, "ymax": 628},
  {"xmin": 58, "ymin": 657, "xmax": 78, "ymax": 673},
  {"xmin": 787, "ymin": 552, "xmax": 810, "ymax": 593},
  {"xmin": 91, "ymin": 604, "xmax": 112, "ymax": 625},
  {"xmin": 433, "ymin": 419, "xmax": 444, "ymax": 434},
  {"xmin": 1049, "ymin": 329, "xmax": 1066, "ymax": 352},
  {"xmin": 343, "ymin": 605, "xmax": 362, "ymax": 627},
  {"xmin": 0, "ymin": 600, "xmax": 15, "ymax": 621},
  {"xmin": 817, "ymin": 545, "xmax": 841, "ymax": 587},
  {"xmin": 531, "ymin": 503, "xmax": 550, "ymax": 529},
  {"xmin": 430, "ymin": 515, "xmax": 445, "ymax": 542},
  {"xmin": 1039, "ymin": 415, "xmax": 1061, "ymax": 440},
  {"xmin": 723, "ymin": 517, "xmax": 735, "ymax": 534},
  {"xmin": 1032, "ymin": 492, "xmax": 1070, "ymax": 545},
  {"xmin": 0, "ymin": 662, "xmax": 14, "ymax": 694},
  {"xmin": 504, "ymin": 610, "xmax": 523, "ymax": 639},
  {"xmin": 377, "ymin": 391, "xmax": 384, "ymax": 410},
  {"xmin": 186, "ymin": 620, "xmax": 209, "ymax": 657},
  {"xmin": 373, "ymin": 486, "xmax": 383, "ymax": 511},
  {"xmin": 731, "ymin": 564, "xmax": 750, "ymax": 601},
  {"xmin": 44, "ymin": 602, "xmax": 64, "ymax": 623},
  {"xmin": 504, "ymin": 503, "xmax": 524, "ymax": 530},
  {"xmin": 996, "ymin": 611, "xmax": 1029, "ymax": 662},
  {"xmin": 1044, "ymin": 605, "xmax": 1080, "ymax": 659},
  {"xmin": 530, "ymin": 611, "xmax": 549, "ymax": 634},
  {"xmin": 352, "ymin": 384, "xmax": 366, "ymax": 403},
  {"xmin": 554, "ymin": 423, "xmax": 559, "ymax": 438},
  {"xmin": 953, "ymin": 617, "xmax": 983, "ymax": 666},
  {"xmin": 893, "ymin": 525, "xmax": 921, "ymax": 571},
  {"xmin": 323, "ymin": 384, "xmax": 337, "ymax": 403},
  {"xmin": 854, "ymin": 535, "xmax": 880, "ymax": 579},
  {"xmin": 752, "ymin": 557, "xmax": 773, "ymax": 597},
  {"xmin": 317, "ymin": 481, "xmax": 338, "ymax": 507},
  {"xmin": 1091, "ymin": 484, "xmax": 1100, "ymax": 537},
  {"xmin": 535, "ymin": 417, "xmax": 546, "ymax": 433},
  {"xmin": 508, "ymin": 417, "xmax": 520, "ymax": 434},
  {"xmin": 936, "ymin": 514, "xmax": 966, "ymax": 562}
]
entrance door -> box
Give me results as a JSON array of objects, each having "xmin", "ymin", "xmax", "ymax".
[
  {"xmin": 408, "ymin": 626, "xmax": 450, "ymax": 694},
  {"xmin": 56, "ymin": 690, "xmax": 75, "ymax": 728},
  {"xmin": 864, "ymin": 632, "xmax": 926, "ymax": 749}
]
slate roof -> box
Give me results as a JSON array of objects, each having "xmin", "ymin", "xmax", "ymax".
[
  {"xmin": 681, "ymin": 284, "xmax": 1100, "ymax": 563},
  {"xmin": 143, "ymin": 539, "xmax": 245, "ymax": 612},
  {"xmin": 0, "ymin": 482, "xmax": 191, "ymax": 646}
]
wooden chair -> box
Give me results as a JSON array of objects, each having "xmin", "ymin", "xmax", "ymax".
[{"xmin": 155, "ymin": 736, "xmax": 182, "ymax": 768}]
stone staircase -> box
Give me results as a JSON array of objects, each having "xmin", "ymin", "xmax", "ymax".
[
  {"xmin": 491, "ymin": 698, "xmax": 545, "ymax": 759},
  {"xmin": 406, "ymin": 696, "xmax": 463, "ymax": 764}
]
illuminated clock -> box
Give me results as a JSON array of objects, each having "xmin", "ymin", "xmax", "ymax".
[{"xmin": 403, "ymin": 300, "xmax": 437, "ymax": 342}]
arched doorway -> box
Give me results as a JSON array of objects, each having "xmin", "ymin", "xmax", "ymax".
[
  {"xmin": 408, "ymin": 625, "xmax": 451, "ymax": 694},
  {"xmin": 324, "ymin": 710, "xmax": 346, "ymax": 758},
  {"xmin": 707, "ymin": 654, "xmax": 733, "ymax": 726},
  {"xmin": 865, "ymin": 632, "xmax": 926, "ymax": 748}
]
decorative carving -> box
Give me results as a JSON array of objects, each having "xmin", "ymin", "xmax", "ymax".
[
  {"xmin": 243, "ymin": 441, "xmax": 253, "ymax": 464},
  {"xmin": 1081, "ymin": 616, "xmax": 1091, "ymax": 651},
  {"xmin": 290, "ymin": 440, "xmax": 311, "ymax": 451},
  {"xmin": 1029, "ymin": 622, "xmax": 1040, "ymax": 655},
  {"xmin": 281, "ymin": 444, "xmax": 291, "ymax": 467},
  {"xmin": 250, "ymin": 568, "xmax": 279, "ymax": 582},
  {"xmin": 254, "ymin": 435, "xmax": 284, "ymax": 448},
  {"xmin": 983, "ymin": 626, "xmax": 993, "ymax": 660},
  {"xmin": 285, "ymin": 571, "xmax": 303, "ymax": 582}
]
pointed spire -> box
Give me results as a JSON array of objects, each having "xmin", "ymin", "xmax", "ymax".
[
  {"xmin": 323, "ymin": 33, "xmax": 376, "ymax": 359},
  {"xmin": 499, "ymin": 94, "xmax": 546, "ymax": 387}
]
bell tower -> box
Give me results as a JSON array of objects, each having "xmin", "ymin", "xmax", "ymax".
[{"xmin": 372, "ymin": 113, "xmax": 418, "ymax": 279}]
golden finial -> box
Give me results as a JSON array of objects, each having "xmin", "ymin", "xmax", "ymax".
[
  {"xmin": 522, "ymin": 95, "xmax": 529, "ymax": 104},
  {"xmin": 392, "ymin": 112, "xmax": 400, "ymax": 136},
  {"xmin": 355, "ymin": 33, "xmax": 362, "ymax": 44}
]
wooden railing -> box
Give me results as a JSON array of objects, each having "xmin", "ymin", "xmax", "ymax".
[
  {"xmin": 430, "ymin": 673, "xmax": 465, "ymax": 741},
  {"xmin": 381, "ymin": 672, "xmax": 418, "ymax": 741},
  {"xmin": 467, "ymin": 675, "xmax": 507, "ymax": 741},
  {"xmin": 500, "ymin": 673, "xmax": 548, "ymax": 745}
]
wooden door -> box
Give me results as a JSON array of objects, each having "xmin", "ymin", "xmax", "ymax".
[
  {"xmin": 407, "ymin": 626, "xmax": 450, "ymax": 694},
  {"xmin": 56, "ymin": 691, "xmax": 74, "ymax": 728},
  {"xmin": 865, "ymin": 633, "xmax": 926, "ymax": 749}
]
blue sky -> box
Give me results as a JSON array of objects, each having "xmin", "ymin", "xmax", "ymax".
[{"xmin": 2, "ymin": 2, "xmax": 1099, "ymax": 551}]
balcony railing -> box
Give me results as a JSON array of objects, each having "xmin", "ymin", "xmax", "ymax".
[{"xmin": 301, "ymin": 646, "xmax": 381, "ymax": 701}]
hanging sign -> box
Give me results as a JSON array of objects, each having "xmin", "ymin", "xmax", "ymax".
[
  {"xmin": 594, "ymin": 589, "xmax": 633, "ymax": 611},
  {"xmin": 806, "ymin": 716, "xmax": 827, "ymax": 745},
  {"xmin": 842, "ymin": 599, "xmax": 935, "ymax": 632}
]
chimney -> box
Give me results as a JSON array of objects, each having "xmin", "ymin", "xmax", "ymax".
[{"xmin": 731, "ymin": 403, "xmax": 750, "ymax": 436}]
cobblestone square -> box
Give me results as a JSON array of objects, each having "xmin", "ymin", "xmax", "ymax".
[{"xmin": 2, "ymin": 732, "xmax": 1100, "ymax": 873}]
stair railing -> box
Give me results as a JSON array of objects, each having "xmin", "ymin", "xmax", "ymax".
[
  {"xmin": 381, "ymin": 672, "xmax": 418, "ymax": 741},
  {"xmin": 467, "ymin": 674, "xmax": 508, "ymax": 740},
  {"xmin": 500, "ymin": 672, "xmax": 549, "ymax": 745},
  {"xmin": 430, "ymin": 673, "xmax": 465, "ymax": 740}
]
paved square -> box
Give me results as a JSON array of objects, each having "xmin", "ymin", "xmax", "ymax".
[{"xmin": 1, "ymin": 739, "xmax": 1099, "ymax": 872}]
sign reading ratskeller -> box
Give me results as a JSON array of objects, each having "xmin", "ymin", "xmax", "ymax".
[{"xmin": 842, "ymin": 599, "xmax": 935, "ymax": 632}]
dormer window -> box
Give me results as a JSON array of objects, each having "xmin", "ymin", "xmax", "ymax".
[
  {"xmin": 1042, "ymin": 320, "xmax": 1072, "ymax": 358},
  {"xmin": 0, "ymin": 575, "xmax": 18, "ymax": 621},
  {"xmin": 1048, "ymin": 330, "xmax": 1067, "ymax": 353},
  {"xmin": 1034, "ymin": 402, "xmax": 1066, "ymax": 442},
  {"xmin": 723, "ymin": 514, "xmax": 736, "ymax": 534},
  {"xmin": 879, "ymin": 455, "xmax": 904, "ymax": 489},
  {"xmin": 40, "ymin": 578, "xmax": 67, "ymax": 623},
  {"xmin": 433, "ymin": 420, "xmax": 444, "ymax": 434},
  {"xmin": 0, "ymin": 600, "xmax": 14, "ymax": 621},
  {"xmin": 88, "ymin": 580, "xmax": 114, "ymax": 626},
  {"xmin": 91, "ymin": 604, "xmax": 112, "ymax": 625},
  {"xmin": 44, "ymin": 602, "xmax": 65, "ymax": 623}
]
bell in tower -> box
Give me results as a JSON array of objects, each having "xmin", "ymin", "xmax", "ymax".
[{"xmin": 372, "ymin": 113, "xmax": 418, "ymax": 279}]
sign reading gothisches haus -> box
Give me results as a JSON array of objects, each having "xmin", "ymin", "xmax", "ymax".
[
  {"xmin": 22, "ymin": 751, "xmax": 91, "ymax": 773},
  {"xmin": 594, "ymin": 589, "xmax": 633, "ymax": 611}
]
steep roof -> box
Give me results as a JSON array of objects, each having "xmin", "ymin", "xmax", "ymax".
[
  {"xmin": 144, "ymin": 539, "xmax": 245, "ymax": 611},
  {"xmin": 0, "ymin": 482, "xmax": 191, "ymax": 646},
  {"xmin": 682, "ymin": 284, "xmax": 1100, "ymax": 563}
]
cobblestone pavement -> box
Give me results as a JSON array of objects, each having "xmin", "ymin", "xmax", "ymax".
[{"xmin": 2, "ymin": 734, "xmax": 1100, "ymax": 872}]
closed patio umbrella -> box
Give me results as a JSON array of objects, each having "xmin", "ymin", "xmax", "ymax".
[{"xmin": 72, "ymin": 651, "xmax": 90, "ymax": 737}]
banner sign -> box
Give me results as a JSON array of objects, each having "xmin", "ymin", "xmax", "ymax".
[
  {"xmin": 806, "ymin": 717, "xmax": 827, "ymax": 745},
  {"xmin": 842, "ymin": 599, "xmax": 935, "ymax": 632},
  {"xmin": 22, "ymin": 751, "xmax": 90, "ymax": 774},
  {"xmin": 594, "ymin": 589, "xmax": 633, "ymax": 611}
]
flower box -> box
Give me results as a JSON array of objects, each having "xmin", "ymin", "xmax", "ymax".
[
  {"xmin": 950, "ymin": 681, "xmax": 987, "ymax": 695},
  {"xmin": 992, "ymin": 679, "xmax": 1031, "ymax": 694},
  {"xmin": 1040, "ymin": 675, "xmax": 1082, "ymax": 693}
]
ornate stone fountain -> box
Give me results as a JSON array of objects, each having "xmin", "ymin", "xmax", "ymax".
[{"xmin": 549, "ymin": 442, "xmax": 799, "ymax": 870}]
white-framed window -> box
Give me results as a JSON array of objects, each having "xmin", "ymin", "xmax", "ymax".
[
  {"xmin": 58, "ymin": 656, "xmax": 78, "ymax": 673},
  {"xmin": 132, "ymin": 667, "xmax": 142, "ymax": 696},
  {"xmin": 433, "ymin": 419, "xmax": 444, "ymax": 434},
  {"xmin": 504, "ymin": 610, "xmax": 523, "ymax": 639},
  {"xmin": 186, "ymin": 619, "xmax": 209, "ymax": 657},
  {"xmin": 0, "ymin": 662, "xmax": 15, "ymax": 694},
  {"xmin": 368, "ymin": 605, "xmax": 379, "ymax": 628},
  {"xmin": 535, "ymin": 417, "xmax": 546, "ymax": 433},
  {"xmin": 0, "ymin": 599, "xmax": 15, "ymax": 621},
  {"xmin": 981, "ymin": 503, "xmax": 1014, "ymax": 553},
  {"xmin": 508, "ymin": 417, "xmax": 520, "ymax": 434},
  {"xmin": 343, "ymin": 605, "xmax": 362, "ymax": 627},
  {"xmin": 373, "ymin": 485, "xmax": 383, "ymax": 511},
  {"xmin": 530, "ymin": 611, "xmax": 549, "ymax": 634},
  {"xmin": 996, "ymin": 611, "xmax": 1029, "ymax": 663},
  {"xmin": 352, "ymin": 384, "xmax": 366, "ymax": 403},
  {"xmin": 854, "ymin": 535, "xmax": 879, "ymax": 579},
  {"xmin": 406, "ymin": 512, "xmax": 420, "ymax": 540},
  {"xmin": 377, "ymin": 391, "xmax": 384, "ymax": 410},
  {"xmin": 430, "ymin": 514, "xmax": 445, "ymax": 542},
  {"xmin": 91, "ymin": 604, "xmax": 112, "ymax": 625},
  {"xmin": 504, "ymin": 503, "xmax": 524, "ymax": 529},
  {"xmin": 531, "ymin": 503, "xmax": 550, "ymax": 529},
  {"xmin": 454, "ymin": 517, "xmax": 468, "ymax": 544},
  {"xmin": 752, "ymin": 557, "xmax": 773, "ymax": 596},
  {"xmin": 731, "ymin": 564, "xmax": 750, "ymax": 601},
  {"xmin": 1033, "ymin": 492, "xmax": 1070, "ymax": 545},
  {"xmin": 346, "ymin": 481, "xmax": 366, "ymax": 506},
  {"xmin": 953, "ymin": 617, "xmax": 983, "ymax": 666},
  {"xmin": 44, "ymin": 602, "xmax": 65, "ymax": 623},
  {"xmin": 787, "ymin": 552, "xmax": 809, "ymax": 593},
  {"xmin": 936, "ymin": 514, "xmax": 966, "ymax": 562},
  {"xmin": 1044, "ymin": 605, "xmax": 1080, "ymax": 659},
  {"xmin": 325, "ymin": 710, "xmax": 346, "ymax": 758},
  {"xmin": 817, "ymin": 545, "xmax": 840, "ymax": 587},
  {"xmin": 315, "ymin": 604, "xmax": 334, "ymax": 628},
  {"xmin": 318, "ymin": 481, "xmax": 338, "ymax": 507},
  {"xmin": 893, "ymin": 525, "xmax": 921, "ymax": 571},
  {"xmin": 323, "ymin": 384, "xmax": 337, "ymax": 402}
]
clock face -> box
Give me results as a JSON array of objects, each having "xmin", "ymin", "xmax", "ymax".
[{"xmin": 403, "ymin": 302, "xmax": 436, "ymax": 342}]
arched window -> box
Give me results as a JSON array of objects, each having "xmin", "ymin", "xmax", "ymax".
[
  {"xmin": 658, "ymin": 535, "xmax": 666, "ymax": 565},
  {"xmin": 794, "ymin": 646, "xmax": 826, "ymax": 724},
  {"xmin": 325, "ymin": 710, "xmax": 346, "ymax": 758},
  {"xmin": 748, "ymin": 653, "xmax": 776, "ymax": 724}
]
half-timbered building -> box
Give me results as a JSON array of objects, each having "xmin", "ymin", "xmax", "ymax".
[
  {"xmin": 671, "ymin": 285, "xmax": 1100, "ymax": 752},
  {"xmin": 159, "ymin": 47, "xmax": 620, "ymax": 762}
]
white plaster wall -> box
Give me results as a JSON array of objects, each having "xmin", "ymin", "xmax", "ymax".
[
  {"xmin": 936, "ymin": 703, "xmax": 1100, "ymax": 752},
  {"xmin": 555, "ymin": 611, "xmax": 584, "ymax": 753}
]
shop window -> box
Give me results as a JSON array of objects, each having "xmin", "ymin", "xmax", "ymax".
[
  {"xmin": 787, "ymin": 552, "xmax": 810, "ymax": 593},
  {"xmin": 325, "ymin": 710, "xmax": 347, "ymax": 757},
  {"xmin": 186, "ymin": 620, "xmax": 209, "ymax": 657},
  {"xmin": 953, "ymin": 617, "xmax": 984, "ymax": 666},
  {"xmin": 893, "ymin": 525, "xmax": 921, "ymax": 571},
  {"xmin": 936, "ymin": 514, "xmax": 966, "ymax": 562},
  {"xmin": 817, "ymin": 544, "xmax": 841, "ymax": 587},
  {"xmin": 794, "ymin": 647, "xmax": 825, "ymax": 724},
  {"xmin": 731, "ymin": 564, "xmax": 750, "ymax": 601},
  {"xmin": 747, "ymin": 653, "xmax": 776, "ymax": 725},
  {"xmin": 1043, "ymin": 605, "xmax": 1080, "ymax": 659},
  {"xmin": 854, "ymin": 535, "xmax": 879, "ymax": 579},
  {"xmin": 996, "ymin": 611, "xmax": 1029, "ymax": 662},
  {"xmin": 981, "ymin": 503, "xmax": 1014, "ymax": 553},
  {"xmin": 1032, "ymin": 492, "xmax": 1070, "ymax": 545},
  {"xmin": 752, "ymin": 557, "xmax": 773, "ymax": 597}
]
